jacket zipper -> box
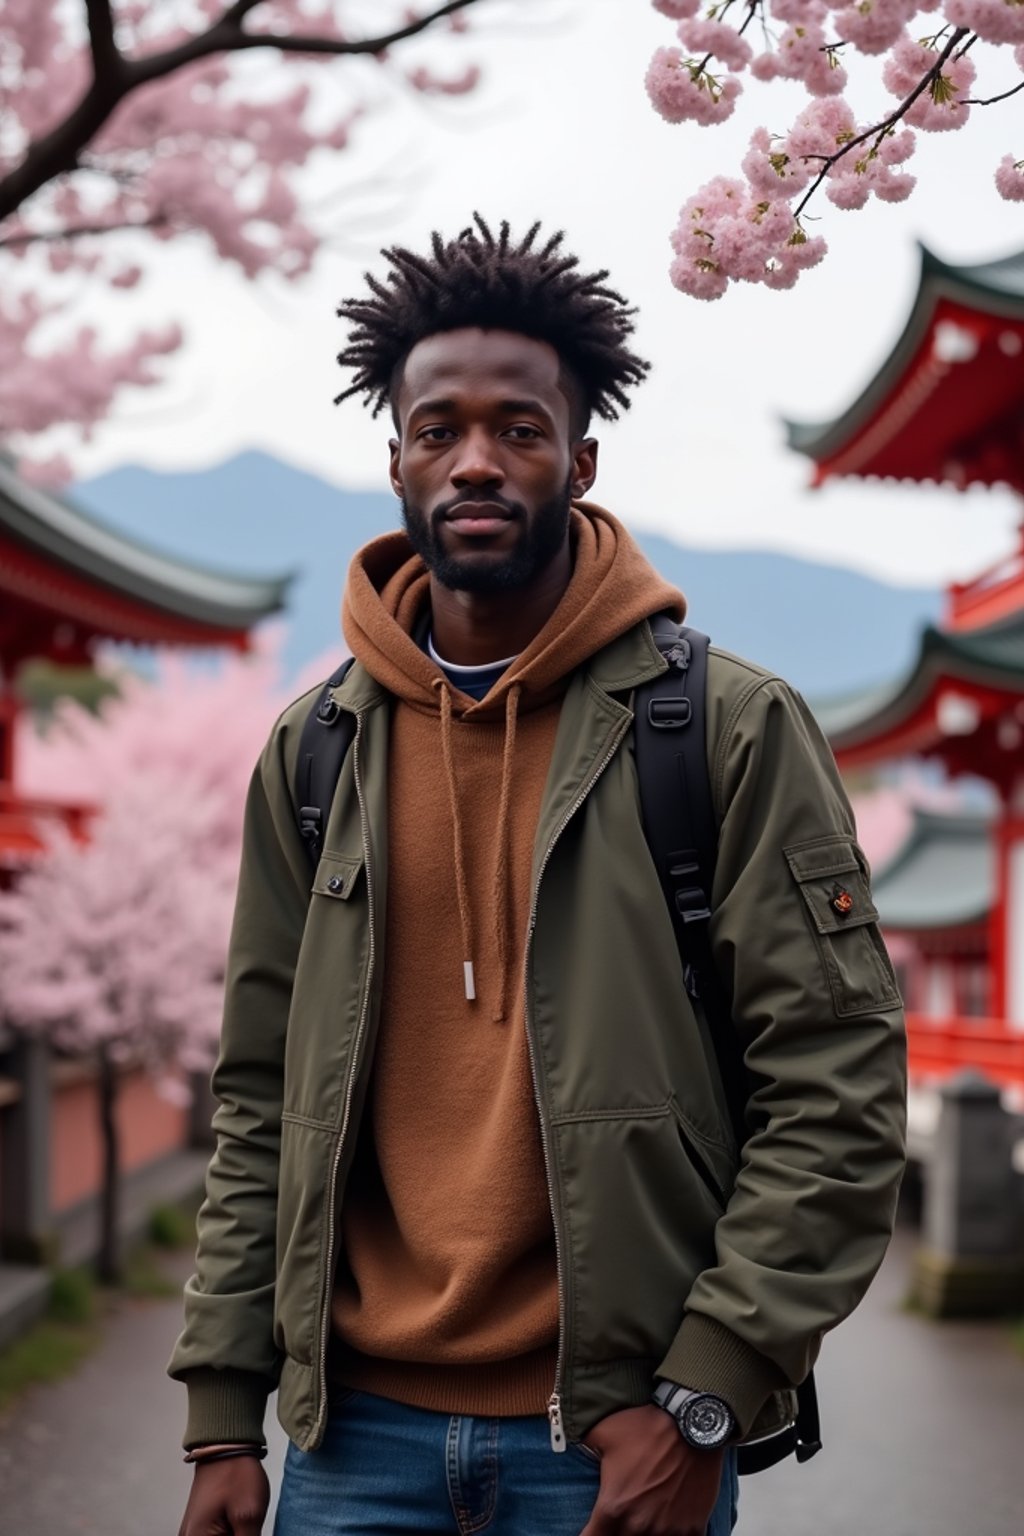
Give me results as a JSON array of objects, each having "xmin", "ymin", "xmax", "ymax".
[
  {"xmin": 523, "ymin": 714, "xmax": 633, "ymax": 1454},
  {"xmin": 313, "ymin": 711, "xmax": 376, "ymax": 1443}
]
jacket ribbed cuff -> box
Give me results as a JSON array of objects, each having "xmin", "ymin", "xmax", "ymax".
[
  {"xmin": 181, "ymin": 1368, "xmax": 273, "ymax": 1450},
  {"xmin": 656, "ymin": 1313, "xmax": 789, "ymax": 1440}
]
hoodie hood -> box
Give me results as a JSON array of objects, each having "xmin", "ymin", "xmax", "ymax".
[{"xmin": 342, "ymin": 502, "xmax": 685, "ymax": 714}]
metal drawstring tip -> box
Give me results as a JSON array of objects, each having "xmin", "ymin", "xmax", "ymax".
[{"xmin": 463, "ymin": 961, "xmax": 476, "ymax": 1002}]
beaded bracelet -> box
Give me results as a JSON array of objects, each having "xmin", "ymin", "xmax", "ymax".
[{"xmin": 183, "ymin": 1445, "xmax": 268, "ymax": 1466}]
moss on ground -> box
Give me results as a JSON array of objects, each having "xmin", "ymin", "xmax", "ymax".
[{"xmin": 0, "ymin": 1198, "xmax": 197, "ymax": 1409}]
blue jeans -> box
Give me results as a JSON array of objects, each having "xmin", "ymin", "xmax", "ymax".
[{"xmin": 274, "ymin": 1388, "xmax": 739, "ymax": 1536}]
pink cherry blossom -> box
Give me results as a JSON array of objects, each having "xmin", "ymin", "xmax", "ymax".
[
  {"xmin": 883, "ymin": 34, "xmax": 976, "ymax": 129},
  {"xmin": 946, "ymin": 0, "xmax": 1024, "ymax": 43},
  {"xmin": 1, "ymin": 630, "xmax": 304, "ymax": 1280},
  {"xmin": 995, "ymin": 153, "xmax": 1024, "ymax": 197},
  {"xmin": 770, "ymin": 0, "xmax": 830, "ymax": 21},
  {"xmin": 752, "ymin": 21, "xmax": 848, "ymax": 97},
  {"xmin": 407, "ymin": 63, "xmax": 482, "ymax": 94},
  {"xmin": 833, "ymin": 1, "xmax": 917, "ymax": 56},
  {"xmin": 653, "ymin": 0, "xmax": 701, "ymax": 17},
  {"xmin": 677, "ymin": 17, "xmax": 754, "ymax": 72},
  {"xmin": 0, "ymin": 2, "xmax": 484, "ymax": 471},
  {"xmin": 648, "ymin": 0, "xmax": 1023, "ymax": 296},
  {"xmin": 646, "ymin": 46, "xmax": 743, "ymax": 125},
  {"xmin": 742, "ymin": 126, "xmax": 813, "ymax": 196},
  {"xmin": 668, "ymin": 172, "xmax": 826, "ymax": 300}
]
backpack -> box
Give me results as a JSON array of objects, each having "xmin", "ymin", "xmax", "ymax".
[{"xmin": 293, "ymin": 614, "xmax": 822, "ymax": 1476}]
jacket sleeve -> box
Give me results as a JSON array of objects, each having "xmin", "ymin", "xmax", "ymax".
[
  {"xmin": 167, "ymin": 703, "xmax": 314, "ymax": 1447},
  {"xmin": 656, "ymin": 672, "xmax": 907, "ymax": 1436}
]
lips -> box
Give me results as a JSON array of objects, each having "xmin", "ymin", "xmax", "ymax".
[{"xmin": 443, "ymin": 501, "xmax": 515, "ymax": 536}]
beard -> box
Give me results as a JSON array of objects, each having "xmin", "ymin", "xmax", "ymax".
[{"xmin": 401, "ymin": 476, "xmax": 573, "ymax": 594}]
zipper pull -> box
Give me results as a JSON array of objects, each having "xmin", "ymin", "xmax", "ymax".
[{"xmin": 548, "ymin": 1393, "xmax": 567, "ymax": 1454}]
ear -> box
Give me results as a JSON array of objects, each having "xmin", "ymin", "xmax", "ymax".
[
  {"xmin": 388, "ymin": 437, "xmax": 403, "ymax": 499},
  {"xmin": 571, "ymin": 438, "xmax": 599, "ymax": 500}
]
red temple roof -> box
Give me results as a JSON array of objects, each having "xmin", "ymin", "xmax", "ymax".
[
  {"xmin": 818, "ymin": 609, "xmax": 1024, "ymax": 791},
  {"xmin": 786, "ymin": 244, "xmax": 1024, "ymax": 494},
  {"xmin": 0, "ymin": 456, "xmax": 290, "ymax": 668}
]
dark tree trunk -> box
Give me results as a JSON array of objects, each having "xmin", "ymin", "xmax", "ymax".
[{"xmin": 96, "ymin": 1045, "xmax": 120, "ymax": 1285}]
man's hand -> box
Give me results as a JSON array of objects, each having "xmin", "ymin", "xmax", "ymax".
[
  {"xmin": 177, "ymin": 1456, "xmax": 271, "ymax": 1536},
  {"xmin": 578, "ymin": 1404, "xmax": 725, "ymax": 1536}
]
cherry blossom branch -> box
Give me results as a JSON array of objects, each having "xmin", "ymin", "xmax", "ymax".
[
  {"xmin": 85, "ymin": 0, "xmax": 120, "ymax": 80},
  {"xmin": 127, "ymin": 0, "xmax": 485, "ymax": 83},
  {"xmin": 0, "ymin": 216, "xmax": 168, "ymax": 250},
  {"xmin": 792, "ymin": 26, "xmax": 968, "ymax": 221},
  {"xmin": 960, "ymin": 78, "xmax": 1024, "ymax": 106},
  {"xmin": 0, "ymin": 0, "xmax": 487, "ymax": 225}
]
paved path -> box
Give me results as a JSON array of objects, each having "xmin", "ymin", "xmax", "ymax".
[{"xmin": 0, "ymin": 1226, "xmax": 1020, "ymax": 1534}]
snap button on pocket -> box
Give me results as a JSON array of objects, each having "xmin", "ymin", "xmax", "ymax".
[{"xmin": 327, "ymin": 875, "xmax": 344, "ymax": 894}]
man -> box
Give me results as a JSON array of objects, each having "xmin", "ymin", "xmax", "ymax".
[{"xmin": 172, "ymin": 216, "xmax": 906, "ymax": 1536}]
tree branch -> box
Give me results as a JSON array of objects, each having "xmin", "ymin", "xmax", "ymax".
[
  {"xmin": 960, "ymin": 78, "xmax": 1024, "ymax": 108},
  {"xmin": 85, "ymin": 0, "xmax": 122, "ymax": 81},
  {"xmin": 0, "ymin": 0, "xmax": 487, "ymax": 227},
  {"xmin": 0, "ymin": 215, "xmax": 169, "ymax": 250},
  {"xmin": 792, "ymin": 26, "xmax": 968, "ymax": 222},
  {"xmin": 127, "ymin": 0, "xmax": 485, "ymax": 87}
]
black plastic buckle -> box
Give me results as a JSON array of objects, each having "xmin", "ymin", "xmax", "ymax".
[
  {"xmin": 674, "ymin": 886, "xmax": 711, "ymax": 924},
  {"xmin": 648, "ymin": 697, "xmax": 692, "ymax": 730},
  {"xmin": 298, "ymin": 806, "xmax": 322, "ymax": 847},
  {"xmin": 317, "ymin": 696, "xmax": 341, "ymax": 726}
]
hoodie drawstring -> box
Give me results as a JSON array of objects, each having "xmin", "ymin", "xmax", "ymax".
[
  {"xmin": 491, "ymin": 683, "xmax": 522, "ymax": 1024},
  {"xmin": 434, "ymin": 677, "xmax": 477, "ymax": 1002},
  {"xmin": 433, "ymin": 676, "xmax": 522, "ymax": 1018}
]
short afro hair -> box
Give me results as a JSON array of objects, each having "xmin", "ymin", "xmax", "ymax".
[{"xmin": 335, "ymin": 214, "xmax": 649, "ymax": 434}]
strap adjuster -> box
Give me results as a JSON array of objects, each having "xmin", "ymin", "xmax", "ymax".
[
  {"xmin": 648, "ymin": 697, "xmax": 692, "ymax": 730},
  {"xmin": 674, "ymin": 886, "xmax": 711, "ymax": 924}
]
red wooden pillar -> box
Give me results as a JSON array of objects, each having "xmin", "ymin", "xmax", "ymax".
[
  {"xmin": 992, "ymin": 804, "xmax": 1024, "ymax": 1027},
  {"xmin": 0, "ymin": 686, "xmax": 16, "ymax": 787}
]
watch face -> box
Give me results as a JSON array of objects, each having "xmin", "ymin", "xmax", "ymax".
[{"xmin": 681, "ymin": 1394, "xmax": 733, "ymax": 1449}]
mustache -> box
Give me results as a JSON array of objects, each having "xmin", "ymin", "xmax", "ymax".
[{"xmin": 431, "ymin": 491, "xmax": 524, "ymax": 522}]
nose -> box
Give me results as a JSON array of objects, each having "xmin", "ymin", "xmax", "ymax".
[{"xmin": 449, "ymin": 426, "xmax": 505, "ymax": 489}]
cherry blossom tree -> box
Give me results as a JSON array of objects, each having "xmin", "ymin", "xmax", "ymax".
[
  {"xmin": 646, "ymin": 1, "xmax": 1024, "ymax": 298},
  {"xmin": 0, "ymin": 629, "xmax": 308, "ymax": 1280},
  {"xmin": 0, "ymin": 1, "xmax": 488, "ymax": 481}
]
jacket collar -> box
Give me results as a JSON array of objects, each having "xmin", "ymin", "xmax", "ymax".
[{"xmin": 330, "ymin": 618, "xmax": 670, "ymax": 717}]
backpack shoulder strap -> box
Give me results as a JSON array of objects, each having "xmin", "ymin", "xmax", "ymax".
[
  {"xmin": 294, "ymin": 658, "xmax": 356, "ymax": 868},
  {"xmin": 634, "ymin": 616, "xmax": 823, "ymax": 1475},
  {"xmin": 634, "ymin": 617, "xmax": 749, "ymax": 1135}
]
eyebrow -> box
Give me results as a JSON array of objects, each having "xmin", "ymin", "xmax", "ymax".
[{"xmin": 410, "ymin": 396, "xmax": 555, "ymax": 420}]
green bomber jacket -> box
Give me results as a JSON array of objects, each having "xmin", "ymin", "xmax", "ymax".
[{"xmin": 168, "ymin": 617, "xmax": 907, "ymax": 1454}]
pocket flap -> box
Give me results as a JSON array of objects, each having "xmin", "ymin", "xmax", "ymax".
[
  {"xmin": 784, "ymin": 836, "xmax": 878, "ymax": 935},
  {"xmin": 311, "ymin": 851, "xmax": 363, "ymax": 900}
]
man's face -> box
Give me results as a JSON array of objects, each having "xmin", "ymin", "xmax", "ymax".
[{"xmin": 389, "ymin": 328, "xmax": 596, "ymax": 594}]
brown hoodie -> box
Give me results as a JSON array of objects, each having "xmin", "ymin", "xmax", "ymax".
[{"xmin": 331, "ymin": 503, "xmax": 684, "ymax": 1416}]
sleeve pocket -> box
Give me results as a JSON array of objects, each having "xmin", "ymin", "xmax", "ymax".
[
  {"xmin": 311, "ymin": 850, "xmax": 363, "ymax": 900},
  {"xmin": 784, "ymin": 835, "xmax": 901, "ymax": 1018}
]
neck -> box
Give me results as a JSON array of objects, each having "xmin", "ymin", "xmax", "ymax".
[{"xmin": 428, "ymin": 541, "xmax": 572, "ymax": 667}]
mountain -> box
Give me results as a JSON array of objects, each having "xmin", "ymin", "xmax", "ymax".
[{"xmin": 74, "ymin": 450, "xmax": 942, "ymax": 698}]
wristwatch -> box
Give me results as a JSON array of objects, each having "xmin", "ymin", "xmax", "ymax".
[{"xmin": 652, "ymin": 1379, "xmax": 736, "ymax": 1450}]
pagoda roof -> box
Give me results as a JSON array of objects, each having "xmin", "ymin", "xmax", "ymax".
[
  {"xmin": 872, "ymin": 809, "xmax": 993, "ymax": 932},
  {"xmin": 786, "ymin": 244, "xmax": 1024, "ymax": 492},
  {"xmin": 0, "ymin": 457, "xmax": 290, "ymax": 660},
  {"xmin": 818, "ymin": 607, "xmax": 1024, "ymax": 780}
]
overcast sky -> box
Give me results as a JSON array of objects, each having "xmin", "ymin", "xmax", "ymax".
[{"xmin": 69, "ymin": 0, "xmax": 1024, "ymax": 590}]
